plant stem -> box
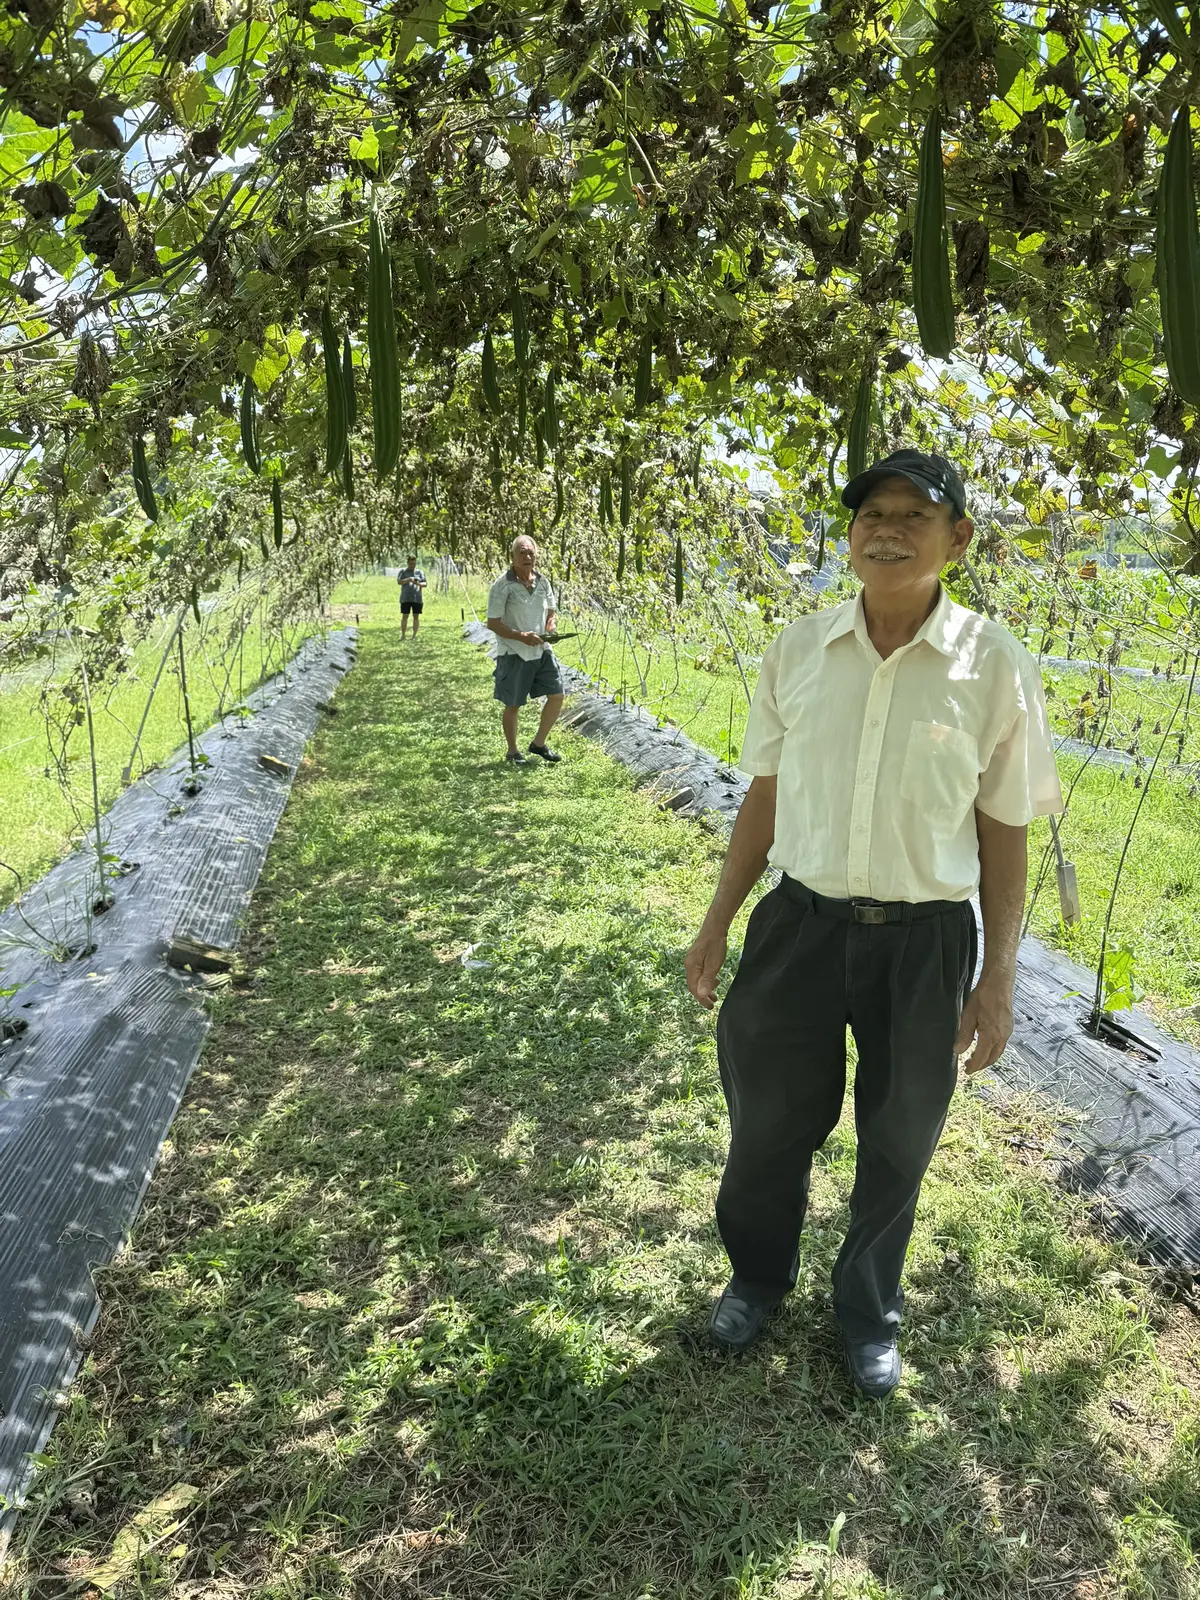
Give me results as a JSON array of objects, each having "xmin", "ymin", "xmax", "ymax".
[
  {"xmin": 1176, "ymin": 632, "xmax": 1199, "ymax": 763},
  {"xmin": 708, "ymin": 595, "xmax": 753, "ymax": 709},
  {"xmin": 124, "ymin": 608, "xmax": 187, "ymax": 779},
  {"xmin": 595, "ymin": 614, "xmax": 609, "ymax": 689},
  {"xmin": 178, "ymin": 626, "xmax": 198, "ymax": 774},
  {"xmin": 76, "ymin": 645, "xmax": 106, "ymax": 892},
  {"xmin": 1090, "ymin": 692, "xmax": 1184, "ymax": 1026},
  {"xmin": 622, "ymin": 620, "xmax": 649, "ymax": 698}
]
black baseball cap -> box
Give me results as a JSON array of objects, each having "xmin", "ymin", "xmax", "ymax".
[{"xmin": 842, "ymin": 449, "xmax": 968, "ymax": 520}]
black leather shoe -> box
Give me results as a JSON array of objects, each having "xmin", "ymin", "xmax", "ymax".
[
  {"xmin": 843, "ymin": 1337, "xmax": 901, "ymax": 1398},
  {"xmin": 709, "ymin": 1286, "xmax": 773, "ymax": 1353}
]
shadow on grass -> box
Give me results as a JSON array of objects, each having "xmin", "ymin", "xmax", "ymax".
[{"xmin": 14, "ymin": 620, "xmax": 1199, "ymax": 1600}]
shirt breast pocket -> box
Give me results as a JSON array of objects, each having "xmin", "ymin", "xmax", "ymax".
[{"xmin": 899, "ymin": 721, "xmax": 980, "ymax": 823}]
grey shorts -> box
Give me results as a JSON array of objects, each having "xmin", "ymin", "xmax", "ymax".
[{"xmin": 493, "ymin": 650, "xmax": 564, "ymax": 707}]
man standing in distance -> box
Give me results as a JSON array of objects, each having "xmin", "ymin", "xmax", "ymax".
[
  {"xmin": 486, "ymin": 534, "xmax": 566, "ymax": 765},
  {"xmin": 685, "ymin": 450, "xmax": 1063, "ymax": 1398},
  {"xmin": 397, "ymin": 554, "xmax": 427, "ymax": 639}
]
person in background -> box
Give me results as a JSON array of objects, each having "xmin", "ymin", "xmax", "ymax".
[
  {"xmin": 486, "ymin": 534, "xmax": 565, "ymax": 765},
  {"xmin": 685, "ymin": 449, "xmax": 1063, "ymax": 1399},
  {"xmin": 398, "ymin": 555, "xmax": 427, "ymax": 638}
]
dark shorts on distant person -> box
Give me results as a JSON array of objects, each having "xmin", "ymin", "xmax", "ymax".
[
  {"xmin": 400, "ymin": 600, "xmax": 423, "ymax": 615},
  {"xmin": 493, "ymin": 650, "xmax": 564, "ymax": 708}
]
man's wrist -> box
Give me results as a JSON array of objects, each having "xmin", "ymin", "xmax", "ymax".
[{"xmin": 976, "ymin": 965, "xmax": 1015, "ymax": 994}]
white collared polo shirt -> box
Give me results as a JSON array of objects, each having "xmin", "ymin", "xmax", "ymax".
[
  {"xmin": 740, "ymin": 586, "xmax": 1064, "ymax": 903},
  {"xmin": 486, "ymin": 569, "xmax": 556, "ymax": 660}
]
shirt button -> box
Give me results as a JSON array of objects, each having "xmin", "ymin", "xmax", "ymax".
[{"xmin": 870, "ymin": 718, "xmax": 880, "ymax": 727}]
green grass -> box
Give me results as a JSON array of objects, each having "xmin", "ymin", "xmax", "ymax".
[
  {"xmin": 0, "ymin": 600, "xmax": 316, "ymax": 909},
  {"xmin": 10, "ymin": 604, "xmax": 1200, "ymax": 1600},
  {"xmin": 1024, "ymin": 754, "xmax": 1200, "ymax": 1032}
]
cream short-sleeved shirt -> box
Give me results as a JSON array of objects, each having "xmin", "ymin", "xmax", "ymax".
[
  {"xmin": 486, "ymin": 569, "xmax": 556, "ymax": 661},
  {"xmin": 740, "ymin": 586, "xmax": 1064, "ymax": 903}
]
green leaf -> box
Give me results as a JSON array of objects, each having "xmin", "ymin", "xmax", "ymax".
[
  {"xmin": 735, "ymin": 149, "xmax": 774, "ymax": 186},
  {"xmin": 0, "ymin": 121, "xmax": 56, "ymax": 182},
  {"xmin": 350, "ymin": 127, "xmax": 380, "ymax": 166},
  {"xmin": 176, "ymin": 72, "xmax": 217, "ymax": 124},
  {"xmin": 859, "ymin": 105, "xmax": 901, "ymax": 139},
  {"xmin": 1101, "ymin": 945, "xmax": 1142, "ymax": 1013},
  {"xmin": 1146, "ymin": 445, "xmax": 1179, "ymax": 479},
  {"xmin": 525, "ymin": 218, "xmax": 562, "ymax": 260},
  {"xmin": 570, "ymin": 145, "xmax": 637, "ymax": 209},
  {"xmin": 207, "ymin": 20, "xmax": 272, "ymax": 70},
  {"xmin": 994, "ymin": 41, "xmax": 1030, "ymax": 100},
  {"xmin": 253, "ymin": 350, "xmax": 288, "ymax": 390},
  {"xmin": 891, "ymin": 0, "xmax": 935, "ymax": 54},
  {"xmin": 236, "ymin": 341, "xmax": 260, "ymax": 380}
]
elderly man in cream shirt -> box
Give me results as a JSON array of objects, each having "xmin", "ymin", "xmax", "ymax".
[
  {"xmin": 486, "ymin": 533, "xmax": 565, "ymax": 764},
  {"xmin": 685, "ymin": 449, "xmax": 1063, "ymax": 1398}
]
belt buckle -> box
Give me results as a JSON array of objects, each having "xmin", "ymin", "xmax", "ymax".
[{"xmin": 852, "ymin": 901, "xmax": 887, "ymax": 925}]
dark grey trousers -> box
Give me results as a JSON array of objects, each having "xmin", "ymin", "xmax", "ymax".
[{"xmin": 715, "ymin": 876, "xmax": 978, "ymax": 1343}]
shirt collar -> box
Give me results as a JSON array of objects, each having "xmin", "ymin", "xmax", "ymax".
[
  {"xmin": 505, "ymin": 567, "xmax": 542, "ymax": 585},
  {"xmin": 823, "ymin": 585, "xmax": 959, "ymax": 658},
  {"xmin": 821, "ymin": 601, "xmax": 858, "ymax": 648}
]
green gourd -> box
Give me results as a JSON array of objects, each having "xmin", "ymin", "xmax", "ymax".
[
  {"xmin": 846, "ymin": 363, "xmax": 873, "ymax": 479},
  {"xmin": 634, "ymin": 331, "xmax": 653, "ymax": 410},
  {"xmin": 482, "ymin": 330, "xmax": 502, "ymax": 414},
  {"xmin": 1157, "ymin": 105, "xmax": 1200, "ymax": 405},
  {"xmin": 322, "ymin": 300, "xmax": 347, "ymax": 476},
  {"xmin": 131, "ymin": 433, "xmax": 158, "ymax": 521},
  {"xmin": 240, "ymin": 376, "xmax": 260, "ymax": 474},
  {"xmin": 913, "ymin": 107, "xmax": 955, "ymax": 360},
  {"xmin": 368, "ymin": 212, "xmax": 401, "ymax": 480}
]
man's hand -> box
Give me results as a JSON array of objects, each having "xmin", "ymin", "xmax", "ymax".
[
  {"xmin": 685, "ymin": 925, "xmax": 728, "ymax": 1010},
  {"xmin": 955, "ymin": 977, "xmax": 1014, "ymax": 1074},
  {"xmin": 520, "ymin": 630, "xmax": 543, "ymax": 647}
]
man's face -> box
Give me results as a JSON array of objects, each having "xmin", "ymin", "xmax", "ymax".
[
  {"xmin": 406, "ymin": 556, "xmax": 416, "ymax": 569},
  {"xmin": 512, "ymin": 538, "xmax": 537, "ymax": 578},
  {"xmin": 848, "ymin": 476, "xmax": 973, "ymax": 598}
]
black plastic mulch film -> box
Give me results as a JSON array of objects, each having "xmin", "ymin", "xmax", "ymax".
[
  {"xmin": 465, "ymin": 621, "xmax": 1200, "ymax": 1274},
  {"xmin": 0, "ymin": 630, "xmax": 357, "ymax": 1527}
]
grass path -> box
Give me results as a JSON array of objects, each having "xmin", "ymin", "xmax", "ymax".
[{"xmin": 9, "ymin": 609, "xmax": 1200, "ymax": 1599}]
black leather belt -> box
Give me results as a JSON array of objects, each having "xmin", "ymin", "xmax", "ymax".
[{"xmin": 780, "ymin": 875, "xmax": 967, "ymax": 925}]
